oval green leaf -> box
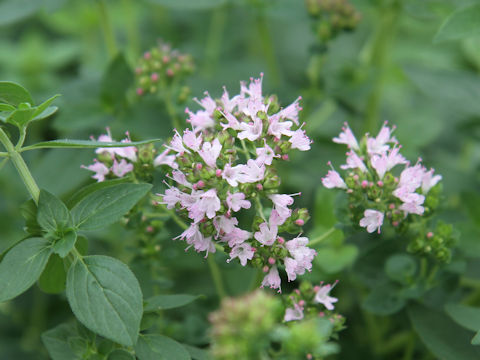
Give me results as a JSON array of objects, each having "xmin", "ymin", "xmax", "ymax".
[
  {"xmin": 66, "ymin": 255, "xmax": 143, "ymax": 346},
  {"xmin": 135, "ymin": 334, "xmax": 191, "ymax": 360},
  {"xmin": 20, "ymin": 138, "xmax": 162, "ymax": 152},
  {"xmin": 144, "ymin": 294, "xmax": 201, "ymax": 312},
  {"xmin": 0, "ymin": 237, "xmax": 52, "ymax": 302},
  {"xmin": 434, "ymin": 3, "xmax": 480, "ymax": 43},
  {"xmin": 38, "ymin": 254, "xmax": 67, "ymax": 294},
  {"xmin": 0, "ymin": 81, "xmax": 33, "ymax": 106},
  {"xmin": 71, "ymin": 183, "xmax": 152, "ymax": 231}
]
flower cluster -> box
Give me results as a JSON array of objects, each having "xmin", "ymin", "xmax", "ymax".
[
  {"xmin": 82, "ymin": 128, "xmax": 158, "ymax": 183},
  {"xmin": 305, "ymin": 0, "xmax": 361, "ymax": 43},
  {"xmin": 322, "ymin": 122, "xmax": 453, "ymax": 261},
  {"xmin": 156, "ymin": 74, "xmax": 316, "ymax": 291},
  {"xmin": 135, "ymin": 40, "xmax": 194, "ymax": 97},
  {"xmin": 283, "ymin": 281, "xmax": 342, "ymax": 325},
  {"xmin": 209, "ymin": 289, "xmax": 341, "ymax": 360}
]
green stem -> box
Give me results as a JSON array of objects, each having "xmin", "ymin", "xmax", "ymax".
[
  {"xmin": 97, "ymin": 0, "xmax": 118, "ymax": 58},
  {"xmin": 0, "ymin": 152, "xmax": 8, "ymax": 157},
  {"xmin": 255, "ymin": 11, "xmax": 280, "ymax": 86},
  {"xmin": 203, "ymin": 5, "xmax": 228, "ymax": 76},
  {"xmin": 363, "ymin": 1, "xmax": 400, "ymax": 133},
  {"xmin": 249, "ymin": 268, "xmax": 264, "ymax": 291},
  {"xmin": 240, "ymin": 139, "xmax": 251, "ymax": 160},
  {"xmin": 309, "ymin": 227, "xmax": 335, "ymax": 246},
  {"xmin": 164, "ymin": 89, "xmax": 181, "ymax": 130},
  {"xmin": 16, "ymin": 126, "xmax": 27, "ymax": 150},
  {"xmin": 0, "ymin": 157, "xmax": 8, "ymax": 171},
  {"xmin": 0, "ymin": 128, "xmax": 40, "ymax": 203},
  {"xmin": 255, "ymin": 197, "xmax": 266, "ymax": 222},
  {"xmin": 403, "ymin": 331, "xmax": 416, "ymax": 360},
  {"xmin": 122, "ymin": 0, "xmax": 139, "ymax": 59},
  {"xmin": 207, "ymin": 256, "xmax": 226, "ymax": 300}
]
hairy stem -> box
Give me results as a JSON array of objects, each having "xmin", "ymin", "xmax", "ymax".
[
  {"xmin": 203, "ymin": 5, "xmax": 228, "ymax": 76},
  {"xmin": 0, "ymin": 128, "xmax": 40, "ymax": 203},
  {"xmin": 309, "ymin": 227, "xmax": 336, "ymax": 246},
  {"xmin": 255, "ymin": 10, "xmax": 280, "ymax": 86},
  {"xmin": 207, "ymin": 256, "xmax": 227, "ymax": 300}
]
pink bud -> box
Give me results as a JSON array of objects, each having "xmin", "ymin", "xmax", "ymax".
[
  {"xmin": 192, "ymin": 184, "xmax": 197, "ymax": 190},
  {"xmin": 136, "ymin": 88, "xmax": 144, "ymax": 96},
  {"xmin": 347, "ymin": 189, "xmax": 353, "ymax": 193},
  {"xmin": 263, "ymin": 265, "xmax": 269, "ymax": 273},
  {"xmin": 392, "ymin": 221, "xmax": 399, "ymax": 227},
  {"xmin": 251, "ymin": 247, "xmax": 257, "ymax": 252},
  {"xmin": 295, "ymin": 219, "xmax": 304, "ymax": 226},
  {"xmin": 277, "ymin": 237, "xmax": 285, "ymax": 245},
  {"xmin": 377, "ymin": 181, "xmax": 384, "ymax": 187},
  {"xmin": 307, "ymin": 354, "xmax": 313, "ymax": 360},
  {"xmin": 146, "ymin": 226, "xmax": 154, "ymax": 233},
  {"xmin": 162, "ymin": 55, "xmax": 170, "ymax": 63},
  {"xmin": 282, "ymin": 154, "xmax": 289, "ymax": 161},
  {"xmin": 135, "ymin": 67, "xmax": 143, "ymax": 75},
  {"xmin": 268, "ymin": 257, "xmax": 275, "ymax": 265},
  {"xmin": 196, "ymin": 163, "xmax": 203, "ymax": 170},
  {"xmin": 151, "ymin": 72, "xmax": 159, "ymax": 82},
  {"xmin": 389, "ymin": 203, "xmax": 395, "ymax": 209},
  {"xmin": 369, "ymin": 182, "xmax": 374, "ymax": 187},
  {"xmin": 144, "ymin": 51, "xmax": 151, "ymax": 60},
  {"xmin": 256, "ymin": 183, "xmax": 263, "ymax": 191},
  {"xmin": 361, "ymin": 180, "xmax": 368, "ymax": 188},
  {"xmin": 166, "ymin": 69, "xmax": 174, "ymax": 77},
  {"xmin": 353, "ymin": 174, "xmax": 359, "ymax": 181},
  {"xmin": 299, "ymin": 300, "xmax": 305, "ymax": 307},
  {"xmin": 319, "ymin": 311, "xmax": 325, "ymax": 317},
  {"xmin": 216, "ymin": 169, "xmax": 222, "ymax": 177},
  {"xmin": 427, "ymin": 232, "xmax": 434, "ymax": 239},
  {"xmin": 196, "ymin": 180, "xmax": 205, "ymax": 189},
  {"xmin": 314, "ymin": 285, "xmax": 320, "ymax": 292},
  {"xmin": 273, "ymin": 137, "xmax": 280, "ymax": 143}
]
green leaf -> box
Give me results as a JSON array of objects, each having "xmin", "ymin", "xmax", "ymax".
[
  {"xmin": 144, "ymin": 0, "xmax": 227, "ymax": 10},
  {"xmin": 20, "ymin": 138, "xmax": 162, "ymax": 152},
  {"xmin": 144, "ymin": 294, "xmax": 201, "ymax": 312},
  {"xmin": 0, "ymin": 0, "xmax": 42, "ymax": 26},
  {"xmin": 32, "ymin": 94, "xmax": 60, "ymax": 118},
  {"xmin": 183, "ymin": 344, "xmax": 211, "ymax": 360},
  {"xmin": 53, "ymin": 230, "xmax": 77, "ymax": 258},
  {"xmin": 0, "ymin": 103, "xmax": 15, "ymax": 111},
  {"xmin": 0, "ymin": 81, "xmax": 33, "ymax": 106},
  {"xmin": 445, "ymin": 303, "xmax": 480, "ymax": 344},
  {"xmin": 66, "ymin": 255, "xmax": 143, "ymax": 346},
  {"xmin": 37, "ymin": 189, "xmax": 71, "ymax": 232},
  {"xmin": 42, "ymin": 323, "xmax": 83, "ymax": 360},
  {"xmin": 135, "ymin": 334, "xmax": 191, "ymax": 360},
  {"xmin": 0, "ymin": 237, "xmax": 52, "ymax": 302},
  {"xmin": 30, "ymin": 106, "xmax": 58, "ymax": 122},
  {"xmin": 434, "ymin": 3, "xmax": 480, "ymax": 43},
  {"xmin": 101, "ymin": 53, "xmax": 134, "ymax": 110},
  {"xmin": 408, "ymin": 304, "xmax": 480, "ymax": 359},
  {"xmin": 71, "ymin": 183, "xmax": 152, "ymax": 231},
  {"xmin": 384, "ymin": 254, "xmax": 417, "ymax": 285},
  {"xmin": 6, "ymin": 107, "xmax": 36, "ymax": 127},
  {"xmin": 107, "ymin": 349, "xmax": 135, "ymax": 360},
  {"xmin": 315, "ymin": 244, "xmax": 358, "ymax": 274},
  {"xmin": 38, "ymin": 254, "xmax": 67, "ymax": 294},
  {"xmin": 20, "ymin": 199, "xmax": 42, "ymax": 236},
  {"xmin": 362, "ymin": 283, "xmax": 406, "ymax": 315},
  {"xmin": 67, "ymin": 178, "xmax": 131, "ymax": 209}
]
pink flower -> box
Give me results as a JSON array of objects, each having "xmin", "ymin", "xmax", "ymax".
[
  {"xmin": 194, "ymin": 93, "xmax": 217, "ymax": 113},
  {"xmin": 284, "ymin": 302, "xmax": 304, "ymax": 322},
  {"xmin": 154, "ymin": 149, "xmax": 178, "ymax": 169},
  {"xmin": 397, "ymin": 163, "xmax": 425, "ymax": 192},
  {"xmin": 170, "ymin": 170, "xmax": 191, "ymax": 187},
  {"xmin": 114, "ymin": 138, "xmax": 137, "ymax": 162},
  {"xmin": 267, "ymin": 117, "xmax": 293, "ymax": 138},
  {"xmin": 359, "ymin": 209, "xmax": 384, "ymax": 233},
  {"xmin": 182, "ymin": 129, "xmax": 203, "ymax": 151},
  {"xmin": 333, "ymin": 123, "xmax": 359, "ymax": 150},
  {"xmin": 322, "ymin": 170, "xmax": 347, "ymax": 189},
  {"xmin": 237, "ymin": 118, "xmax": 263, "ymax": 141},
  {"xmin": 276, "ymin": 97, "xmax": 301, "ymax": 125},
  {"xmin": 166, "ymin": 130, "xmax": 190, "ymax": 154},
  {"xmin": 220, "ymin": 87, "xmax": 240, "ymax": 113},
  {"xmin": 285, "ymin": 236, "xmax": 316, "ymax": 276},
  {"xmin": 198, "ymin": 138, "xmax": 222, "ymax": 168},
  {"xmin": 289, "ymin": 127, "xmax": 312, "ymax": 151},
  {"xmin": 160, "ymin": 187, "xmax": 182, "ymax": 209},
  {"xmin": 314, "ymin": 282, "xmax": 338, "ymax": 310},
  {"xmin": 82, "ymin": 161, "xmax": 109, "ymax": 182},
  {"xmin": 254, "ymin": 222, "xmax": 278, "ymax": 246},
  {"xmin": 220, "ymin": 110, "xmax": 241, "ymax": 131},
  {"xmin": 240, "ymin": 74, "xmax": 264, "ymax": 101},
  {"xmin": 261, "ymin": 266, "xmax": 281, "ymax": 292},
  {"xmin": 255, "ymin": 140, "xmax": 278, "ymax": 166},
  {"xmin": 221, "ymin": 227, "xmax": 251, "ymax": 247},
  {"xmin": 222, "ymin": 163, "xmax": 244, "ymax": 187},
  {"xmin": 341, "ymin": 151, "xmax": 367, "ymax": 172},
  {"xmin": 226, "ymin": 192, "xmax": 251, "ymax": 212},
  {"xmin": 187, "ymin": 189, "xmax": 221, "ymax": 222},
  {"xmin": 112, "ymin": 159, "xmax": 134, "ymax": 177},
  {"xmin": 372, "ymin": 147, "xmax": 407, "ymax": 179},
  {"xmin": 367, "ymin": 124, "xmax": 396, "ymax": 155},
  {"xmin": 238, "ymin": 159, "xmax": 265, "ymax": 183},
  {"xmin": 421, "ymin": 169, "xmax": 442, "ymax": 194},
  {"xmin": 185, "ymin": 108, "xmax": 215, "ymax": 133},
  {"xmin": 213, "ymin": 215, "xmax": 238, "ymax": 236},
  {"xmin": 228, "ymin": 243, "xmax": 255, "ymax": 266},
  {"xmin": 284, "ymin": 257, "xmax": 299, "ymax": 281},
  {"xmin": 268, "ymin": 193, "xmax": 298, "ymax": 220}
]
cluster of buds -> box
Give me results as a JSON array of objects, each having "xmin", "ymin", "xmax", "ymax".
[
  {"xmin": 305, "ymin": 0, "xmax": 361, "ymax": 43},
  {"xmin": 408, "ymin": 221, "xmax": 456, "ymax": 263},
  {"xmin": 322, "ymin": 123, "xmax": 453, "ymax": 261},
  {"xmin": 135, "ymin": 40, "xmax": 194, "ymax": 98},
  {"xmin": 81, "ymin": 128, "xmax": 161, "ymax": 183},
  {"xmin": 283, "ymin": 281, "xmax": 343, "ymax": 329},
  {"xmin": 209, "ymin": 288, "xmax": 342, "ymax": 360},
  {"xmin": 156, "ymin": 74, "xmax": 316, "ymax": 291}
]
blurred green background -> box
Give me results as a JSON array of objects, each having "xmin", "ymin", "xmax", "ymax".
[{"xmin": 0, "ymin": 0, "xmax": 479, "ymax": 358}]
